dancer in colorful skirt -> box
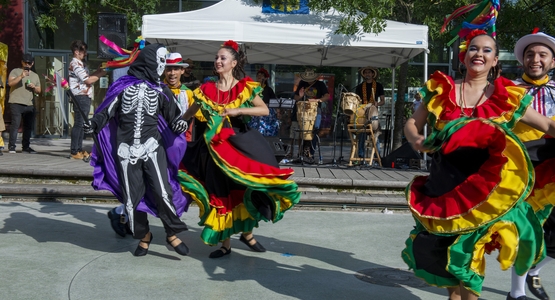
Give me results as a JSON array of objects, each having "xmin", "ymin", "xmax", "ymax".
[
  {"xmin": 401, "ymin": 2, "xmax": 555, "ymax": 299},
  {"xmin": 178, "ymin": 40, "xmax": 301, "ymax": 258},
  {"xmin": 508, "ymin": 31, "xmax": 555, "ymax": 300}
]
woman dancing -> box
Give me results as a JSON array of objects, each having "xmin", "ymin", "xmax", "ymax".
[
  {"xmin": 402, "ymin": 7, "xmax": 555, "ymax": 299},
  {"xmin": 179, "ymin": 40, "xmax": 300, "ymax": 258}
]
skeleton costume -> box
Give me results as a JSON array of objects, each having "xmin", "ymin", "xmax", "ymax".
[{"xmin": 90, "ymin": 44, "xmax": 190, "ymax": 239}]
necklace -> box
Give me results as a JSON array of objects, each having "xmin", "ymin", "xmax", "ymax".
[
  {"xmin": 216, "ymin": 78, "xmax": 235, "ymax": 104},
  {"xmin": 459, "ymin": 78, "xmax": 488, "ymax": 117}
]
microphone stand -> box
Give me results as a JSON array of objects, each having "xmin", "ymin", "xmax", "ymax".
[{"xmin": 331, "ymin": 84, "xmax": 350, "ymax": 166}]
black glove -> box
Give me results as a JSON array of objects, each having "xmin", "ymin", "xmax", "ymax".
[
  {"xmin": 171, "ymin": 119, "xmax": 188, "ymax": 134},
  {"xmin": 84, "ymin": 121, "xmax": 95, "ymax": 134}
]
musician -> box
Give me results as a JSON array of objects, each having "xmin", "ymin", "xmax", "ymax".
[
  {"xmin": 354, "ymin": 66, "xmax": 385, "ymax": 159},
  {"xmin": 292, "ymin": 68, "xmax": 329, "ymax": 160}
]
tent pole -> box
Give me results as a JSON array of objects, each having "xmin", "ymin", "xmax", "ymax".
[
  {"xmin": 423, "ymin": 51, "xmax": 429, "ymax": 166},
  {"xmin": 389, "ymin": 67, "xmax": 396, "ymax": 154}
]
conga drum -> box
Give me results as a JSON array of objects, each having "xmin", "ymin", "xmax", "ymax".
[
  {"xmin": 341, "ymin": 92, "xmax": 361, "ymax": 115},
  {"xmin": 296, "ymin": 101, "xmax": 318, "ymax": 140},
  {"xmin": 350, "ymin": 104, "xmax": 379, "ymax": 131}
]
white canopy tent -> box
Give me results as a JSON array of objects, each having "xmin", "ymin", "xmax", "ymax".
[{"xmin": 141, "ymin": 0, "xmax": 429, "ymax": 153}]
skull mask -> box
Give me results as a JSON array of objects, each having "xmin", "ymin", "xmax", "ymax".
[{"xmin": 156, "ymin": 47, "xmax": 167, "ymax": 77}]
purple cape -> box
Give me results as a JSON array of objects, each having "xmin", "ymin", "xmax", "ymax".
[{"xmin": 90, "ymin": 75, "xmax": 191, "ymax": 217}]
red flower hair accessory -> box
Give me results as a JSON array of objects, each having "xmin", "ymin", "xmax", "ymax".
[
  {"xmin": 458, "ymin": 29, "xmax": 488, "ymax": 63},
  {"xmin": 222, "ymin": 40, "xmax": 239, "ymax": 52}
]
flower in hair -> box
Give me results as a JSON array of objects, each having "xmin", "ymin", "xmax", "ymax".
[
  {"xmin": 222, "ymin": 40, "xmax": 239, "ymax": 52},
  {"xmin": 458, "ymin": 29, "xmax": 489, "ymax": 63}
]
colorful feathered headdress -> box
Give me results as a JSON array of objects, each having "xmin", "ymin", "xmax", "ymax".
[
  {"xmin": 99, "ymin": 36, "xmax": 146, "ymax": 70},
  {"xmin": 441, "ymin": 0, "xmax": 500, "ymax": 62}
]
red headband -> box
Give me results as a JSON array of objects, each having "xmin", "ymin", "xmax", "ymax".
[
  {"xmin": 258, "ymin": 68, "xmax": 270, "ymax": 78},
  {"xmin": 458, "ymin": 29, "xmax": 488, "ymax": 63},
  {"xmin": 222, "ymin": 40, "xmax": 239, "ymax": 52}
]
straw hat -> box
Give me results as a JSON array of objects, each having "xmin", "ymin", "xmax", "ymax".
[
  {"xmin": 165, "ymin": 53, "xmax": 189, "ymax": 68},
  {"xmin": 359, "ymin": 66, "xmax": 378, "ymax": 78},
  {"xmin": 299, "ymin": 68, "xmax": 321, "ymax": 82},
  {"xmin": 514, "ymin": 32, "xmax": 555, "ymax": 65}
]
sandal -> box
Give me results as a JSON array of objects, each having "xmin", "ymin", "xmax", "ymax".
[
  {"xmin": 209, "ymin": 246, "xmax": 231, "ymax": 258},
  {"xmin": 240, "ymin": 234, "xmax": 266, "ymax": 252},
  {"xmin": 134, "ymin": 232, "xmax": 153, "ymax": 257}
]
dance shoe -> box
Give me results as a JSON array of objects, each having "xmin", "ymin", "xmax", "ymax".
[
  {"xmin": 240, "ymin": 234, "xmax": 266, "ymax": 252},
  {"xmin": 166, "ymin": 236, "xmax": 189, "ymax": 256},
  {"xmin": 209, "ymin": 246, "xmax": 231, "ymax": 258},
  {"xmin": 526, "ymin": 275, "xmax": 550, "ymax": 300},
  {"xmin": 506, "ymin": 292, "xmax": 529, "ymax": 300},
  {"xmin": 134, "ymin": 233, "xmax": 153, "ymax": 257},
  {"xmin": 107, "ymin": 208, "xmax": 127, "ymax": 237}
]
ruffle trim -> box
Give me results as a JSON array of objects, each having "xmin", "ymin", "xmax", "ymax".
[
  {"xmin": 408, "ymin": 119, "xmax": 534, "ymax": 234},
  {"xmin": 422, "ymin": 71, "xmax": 531, "ymax": 131},
  {"xmin": 194, "ymin": 78, "xmax": 262, "ymax": 116},
  {"xmin": 403, "ymin": 204, "xmax": 544, "ymax": 296}
]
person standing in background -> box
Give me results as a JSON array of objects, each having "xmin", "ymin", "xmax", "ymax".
[
  {"xmin": 7, "ymin": 53, "xmax": 41, "ymax": 154},
  {"xmin": 181, "ymin": 58, "xmax": 200, "ymax": 89},
  {"xmin": 68, "ymin": 40, "xmax": 106, "ymax": 161},
  {"xmin": 354, "ymin": 66, "xmax": 385, "ymax": 159}
]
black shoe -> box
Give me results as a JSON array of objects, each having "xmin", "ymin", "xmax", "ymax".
[
  {"xmin": 8, "ymin": 147, "xmax": 16, "ymax": 154},
  {"xmin": 22, "ymin": 147, "xmax": 37, "ymax": 154},
  {"xmin": 526, "ymin": 274, "xmax": 549, "ymax": 300},
  {"xmin": 0, "ymin": 150, "xmax": 3, "ymax": 156},
  {"xmin": 166, "ymin": 236, "xmax": 189, "ymax": 256},
  {"xmin": 134, "ymin": 233, "xmax": 153, "ymax": 257},
  {"xmin": 506, "ymin": 292, "xmax": 529, "ymax": 300},
  {"xmin": 107, "ymin": 208, "xmax": 127, "ymax": 237},
  {"xmin": 240, "ymin": 234, "xmax": 266, "ymax": 252},
  {"xmin": 209, "ymin": 246, "xmax": 231, "ymax": 258}
]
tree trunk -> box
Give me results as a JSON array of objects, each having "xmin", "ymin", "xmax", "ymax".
[{"xmin": 392, "ymin": 61, "xmax": 408, "ymax": 150}]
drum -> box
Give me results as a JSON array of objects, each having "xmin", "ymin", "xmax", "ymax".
[
  {"xmin": 350, "ymin": 104, "xmax": 379, "ymax": 131},
  {"xmin": 296, "ymin": 101, "xmax": 318, "ymax": 140},
  {"xmin": 341, "ymin": 92, "xmax": 361, "ymax": 115}
]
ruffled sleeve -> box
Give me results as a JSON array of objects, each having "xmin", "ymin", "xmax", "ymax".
[{"xmin": 421, "ymin": 71, "xmax": 532, "ymax": 131}]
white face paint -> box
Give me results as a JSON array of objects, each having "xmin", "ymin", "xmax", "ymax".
[{"xmin": 156, "ymin": 47, "xmax": 167, "ymax": 77}]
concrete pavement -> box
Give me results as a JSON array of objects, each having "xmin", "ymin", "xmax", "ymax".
[{"xmin": 2, "ymin": 201, "xmax": 551, "ymax": 300}]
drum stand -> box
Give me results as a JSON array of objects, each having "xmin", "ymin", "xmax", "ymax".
[{"xmin": 347, "ymin": 123, "xmax": 382, "ymax": 168}]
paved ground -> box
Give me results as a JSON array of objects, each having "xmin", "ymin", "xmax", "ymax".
[{"xmin": 2, "ymin": 201, "xmax": 554, "ymax": 300}]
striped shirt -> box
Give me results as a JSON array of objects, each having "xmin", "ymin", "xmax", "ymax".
[
  {"xmin": 69, "ymin": 57, "xmax": 91, "ymax": 98},
  {"xmin": 514, "ymin": 78, "xmax": 555, "ymax": 118}
]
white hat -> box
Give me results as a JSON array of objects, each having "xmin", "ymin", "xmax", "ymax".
[
  {"xmin": 165, "ymin": 52, "xmax": 189, "ymax": 68},
  {"xmin": 514, "ymin": 32, "xmax": 555, "ymax": 65}
]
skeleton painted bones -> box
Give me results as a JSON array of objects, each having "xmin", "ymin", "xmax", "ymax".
[{"xmin": 87, "ymin": 44, "xmax": 190, "ymax": 248}]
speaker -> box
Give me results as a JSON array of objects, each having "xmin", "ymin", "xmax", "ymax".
[
  {"xmin": 382, "ymin": 142, "xmax": 422, "ymax": 169},
  {"xmin": 265, "ymin": 137, "xmax": 289, "ymax": 163},
  {"xmin": 97, "ymin": 13, "xmax": 127, "ymax": 59}
]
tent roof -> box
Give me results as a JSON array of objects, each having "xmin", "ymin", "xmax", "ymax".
[{"xmin": 142, "ymin": 0, "xmax": 428, "ymax": 68}]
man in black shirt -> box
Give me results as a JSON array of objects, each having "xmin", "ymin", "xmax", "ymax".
[
  {"xmin": 291, "ymin": 68, "xmax": 329, "ymax": 161},
  {"xmin": 354, "ymin": 66, "xmax": 385, "ymax": 159},
  {"xmin": 181, "ymin": 58, "xmax": 200, "ymax": 89}
]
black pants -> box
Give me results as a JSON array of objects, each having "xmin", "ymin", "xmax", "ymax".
[
  {"xmin": 8, "ymin": 103, "xmax": 35, "ymax": 150},
  {"xmin": 70, "ymin": 95, "xmax": 91, "ymax": 154},
  {"xmin": 116, "ymin": 145, "xmax": 187, "ymax": 239}
]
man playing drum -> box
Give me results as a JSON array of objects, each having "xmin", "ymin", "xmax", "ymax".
[
  {"xmin": 292, "ymin": 68, "xmax": 329, "ymax": 161},
  {"xmin": 354, "ymin": 66, "xmax": 385, "ymax": 159}
]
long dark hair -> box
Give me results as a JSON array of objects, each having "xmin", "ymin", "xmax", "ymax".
[{"xmin": 221, "ymin": 45, "xmax": 247, "ymax": 80}]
